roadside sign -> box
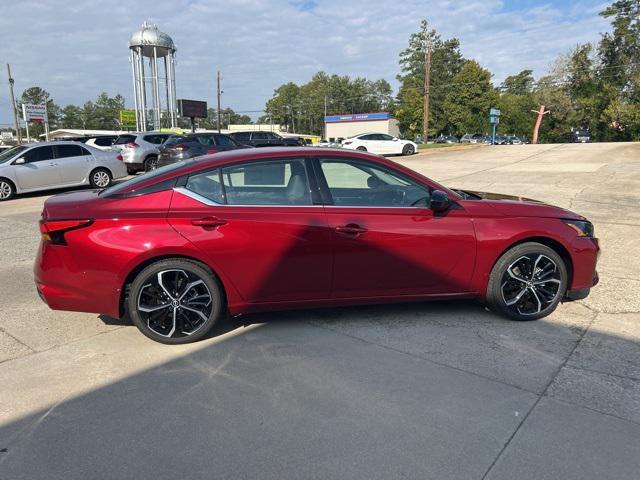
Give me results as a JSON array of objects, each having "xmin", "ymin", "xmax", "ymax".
[
  {"xmin": 119, "ymin": 109, "xmax": 137, "ymax": 128},
  {"xmin": 177, "ymin": 99, "xmax": 207, "ymax": 119},
  {"xmin": 0, "ymin": 131, "xmax": 13, "ymax": 141},
  {"xmin": 489, "ymin": 108, "xmax": 501, "ymax": 117},
  {"xmin": 22, "ymin": 103, "xmax": 48, "ymax": 123}
]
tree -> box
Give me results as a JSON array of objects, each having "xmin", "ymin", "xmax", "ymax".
[
  {"xmin": 20, "ymin": 86, "xmax": 61, "ymax": 137},
  {"xmin": 395, "ymin": 19, "xmax": 466, "ymax": 139},
  {"xmin": 501, "ymin": 70, "xmax": 534, "ymax": 95},
  {"xmin": 61, "ymin": 105, "xmax": 83, "ymax": 128},
  {"xmin": 442, "ymin": 60, "xmax": 497, "ymax": 136}
]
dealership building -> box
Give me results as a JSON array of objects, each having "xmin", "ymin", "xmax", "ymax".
[{"xmin": 324, "ymin": 112, "xmax": 400, "ymax": 141}]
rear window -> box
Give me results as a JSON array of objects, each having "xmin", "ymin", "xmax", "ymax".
[
  {"xmin": 164, "ymin": 135, "xmax": 187, "ymax": 146},
  {"xmin": 114, "ymin": 135, "xmax": 137, "ymax": 145},
  {"xmin": 102, "ymin": 160, "xmax": 196, "ymax": 197}
]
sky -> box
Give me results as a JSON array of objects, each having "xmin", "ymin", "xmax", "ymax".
[{"xmin": 0, "ymin": 0, "xmax": 613, "ymax": 126}]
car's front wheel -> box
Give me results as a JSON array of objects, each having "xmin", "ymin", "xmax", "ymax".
[
  {"xmin": 356, "ymin": 146, "xmax": 367, "ymax": 152},
  {"xmin": 89, "ymin": 168, "xmax": 112, "ymax": 188},
  {"xmin": 486, "ymin": 242, "xmax": 568, "ymax": 321},
  {"xmin": 127, "ymin": 259, "xmax": 223, "ymax": 344},
  {"xmin": 0, "ymin": 178, "xmax": 15, "ymax": 201}
]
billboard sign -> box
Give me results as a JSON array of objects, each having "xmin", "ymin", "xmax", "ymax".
[
  {"xmin": 119, "ymin": 110, "xmax": 137, "ymax": 128},
  {"xmin": 22, "ymin": 103, "xmax": 48, "ymax": 123},
  {"xmin": 324, "ymin": 112, "xmax": 392, "ymax": 123},
  {"xmin": 177, "ymin": 99, "xmax": 208, "ymax": 118}
]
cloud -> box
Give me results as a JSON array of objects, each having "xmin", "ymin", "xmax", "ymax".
[{"xmin": 0, "ymin": 0, "xmax": 611, "ymax": 126}]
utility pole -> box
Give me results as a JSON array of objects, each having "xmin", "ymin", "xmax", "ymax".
[
  {"xmin": 6, "ymin": 64, "xmax": 21, "ymax": 143},
  {"xmin": 323, "ymin": 95, "xmax": 328, "ymax": 140},
  {"xmin": 422, "ymin": 38, "xmax": 432, "ymax": 144},
  {"xmin": 216, "ymin": 70, "xmax": 221, "ymax": 133},
  {"xmin": 531, "ymin": 105, "xmax": 550, "ymax": 144}
]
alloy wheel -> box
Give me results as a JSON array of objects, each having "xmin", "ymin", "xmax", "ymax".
[
  {"xmin": 137, "ymin": 269, "xmax": 213, "ymax": 338},
  {"xmin": 500, "ymin": 254, "xmax": 562, "ymax": 316},
  {"xmin": 93, "ymin": 170, "xmax": 111, "ymax": 188},
  {"xmin": 145, "ymin": 157, "xmax": 159, "ymax": 171},
  {"xmin": 0, "ymin": 181, "xmax": 13, "ymax": 200}
]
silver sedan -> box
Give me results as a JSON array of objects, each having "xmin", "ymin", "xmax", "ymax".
[{"xmin": 0, "ymin": 141, "xmax": 128, "ymax": 201}]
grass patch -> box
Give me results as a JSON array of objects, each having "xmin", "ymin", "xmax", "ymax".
[{"xmin": 417, "ymin": 143, "xmax": 459, "ymax": 149}]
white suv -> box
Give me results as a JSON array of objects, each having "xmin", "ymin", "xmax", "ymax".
[
  {"xmin": 112, "ymin": 132, "xmax": 171, "ymax": 174},
  {"xmin": 341, "ymin": 133, "xmax": 417, "ymax": 156}
]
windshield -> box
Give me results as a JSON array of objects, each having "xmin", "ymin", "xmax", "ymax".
[
  {"xmin": 101, "ymin": 159, "xmax": 196, "ymax": 196},
  {"xmin": 0, "ymin": 146, "xmax": 27, "ymax": 163}
]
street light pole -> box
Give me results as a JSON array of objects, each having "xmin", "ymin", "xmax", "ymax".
[
  {"xmin": 6, "ymin": 64, "xmax": 21, "ymax": 143},
  {"xmin": 216, "ymin": 70, "xmax": 222, "ymax": 133}
]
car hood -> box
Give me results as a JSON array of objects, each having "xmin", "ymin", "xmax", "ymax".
[{"xmin": 457, "ymin": 189, "xmax": 585, "ymax": 220}]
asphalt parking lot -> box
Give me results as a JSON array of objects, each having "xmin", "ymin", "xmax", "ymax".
[{"xmin": 1, "ymin": 142, "xmax": 639, "ymax": 479}]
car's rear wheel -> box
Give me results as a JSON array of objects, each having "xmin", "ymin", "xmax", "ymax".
[
  {"xmin": 0, "ymin": 178, "xmax": 15, "ymax": 201},
  {"xmin": 356, "ymin": 146, "xmax": 367, "ymax": 151},
  {"xmin": 486, "ymin": 242, "xmax": 567, "ymax": 321},
  {"xmin": 127, "ymin": 259, "xmax": 223, "ymax": 344},
  {"xmin": 402, "ymin": 144, "xmax": 415, "ymax": 155},
  {"xmin": 89, "ymin": 168, "xmax": 112, "ymax": 188},
  {"xmin": 144, "ymin": 156, "xmax": 159, "ymax": 172}
]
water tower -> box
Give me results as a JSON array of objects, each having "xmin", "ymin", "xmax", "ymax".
[{"xmin": 129, "ymin": 22, "xmax": 177, "ymax": 131}]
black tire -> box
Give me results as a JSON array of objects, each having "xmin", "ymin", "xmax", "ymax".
[
  {"xmin": 486, "ymin": 242, "xmax": 568, "ymax": 321},
  {"xmin": 89, "ymin": 168, "xmax": 112, "ymax": 188},
  {"xmin": 402, "ymin": 144, "xmax": 415, "ymax": 155},
  {"xmin": 356, "ymin": 146, "xmax": 367, "ymax": 151},
  {"xmin": 127, "ymin": 258, "xmax": 223, "ymax": 344},
  {"xmin": 144, "ymin": 156, "xmax": 159, "ymax": 172},
  {"xmin": 0, "ymin": 178, "xmax": 16, "ymax": 201}
]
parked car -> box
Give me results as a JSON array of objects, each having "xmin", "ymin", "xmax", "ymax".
[
  {"xmin": 157, "ymin": 133, "xmax": 249, "ymax": 168},
  {"xmin": 34, "ymin": 147, "xmax": 599, "ymax": 343},
  {"xmin": 341, "ymin": 133, "xmax": 417, "ymax": 155},
  {"xmin": 568, "ymin": 130, "xmax": 591, "ymax": 143},
  {"xmin": 0, "ymin": 141, "xmax": 127, "ymax": 201},
  {"xmin": 229, "ymin": 131, "xmax": 303, "ymax": 147},
  {"xmin": 459, "ymin": 133, "xmax": 489, "ymax": 144},
  {"xmin": 112, "ymin": 132, "xmax": 172, "ymax": 174},
  {"xmin": 435, "ymin": 134, "xmax": 459, "ymax": 144},
  {"xmin": 493, "ymin": 135, "xmax": 508, "ymax": 145},
  {"xmin": 506, "ymin": 135, "xmax": 524, "ymax": 145}
]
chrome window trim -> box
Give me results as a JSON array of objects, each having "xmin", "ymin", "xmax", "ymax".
[
  {"xmin": 174, "ymin": 187, "xmax": 433, "ymax": 210},
  {"xmin": 173, "ymin": 187, "xmax": 322, "ymax": 208}
]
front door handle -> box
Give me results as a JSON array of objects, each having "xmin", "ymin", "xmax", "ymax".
[
  {"xmin": 335, "ymin": 224, "xmax": 367, "ymax": 236},
  {"xmin": 191, "ymin": 216, "xmax": 227, "ymax": 229}
]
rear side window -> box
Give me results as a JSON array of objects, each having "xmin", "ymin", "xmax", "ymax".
[
  {"xmin": 114, "ymin": 134, "xmax": 137, "ymax": 145},
  {"xmin": 222, "ymin": 159, "xmax": 311, "ymax": 205},
  {"xmin": 144, "ymin": 135, "xmax": 164, "ymax": 144},
  {"xmin": 94, "ymin": 137, "xmax": 115, "ymax": 147},
  {"xmin": 232, "ymin": 132, "xmax": 251, "ymax": 141},
  {"xmin": 252, "ymin": 132, "xmax": 267, "ymax": 140},
  {"xmin": 55, "ymin": 144, "xmax": 85, "ymax": 158},
  {"xmin": 214, "ymin": 134, "xmax": 233, "ymax": 146},
  {"xmin": 185, "ymin": 169, "xmax": 224, "ymax": 204},
  {"xmin": 23, "ymin": 146, "xmax": 55, "ymax": 163}
]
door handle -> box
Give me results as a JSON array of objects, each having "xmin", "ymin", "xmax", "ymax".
[
  {"xmin": 191, "ymin": 216, "xmax": 227, "ymax": 228},
  {"xmin": 335, "ymin": 224, "xmax": 367, "ymax": 235}
]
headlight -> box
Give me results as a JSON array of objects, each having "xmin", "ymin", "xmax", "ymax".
[{"xmin": 562, "ymin": 219, "xmax": 594, "ymax": 237}]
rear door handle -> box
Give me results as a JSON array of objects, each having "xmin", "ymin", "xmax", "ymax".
[
  {"xmin": 191, "ymin": 216, "xmax": 227, "ymax": 228},
  {"xmin": 335, "ymin": 224, "xmax": 367, "ymax": 235}
]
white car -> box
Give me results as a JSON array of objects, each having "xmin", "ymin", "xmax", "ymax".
[
  {"xmin": 0, "ymin": 141, "xmax": 128, "ymax": 201},
  {"xmin": 341, "ymin": 133, "xmax": 418, "ymax": 156}
]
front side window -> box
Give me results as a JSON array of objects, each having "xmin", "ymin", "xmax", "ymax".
[
  {"xmin": 23, "ymin": 146, "xmax": 55, "ymax": 163},
  {"xmin": 214, "ymin": 134, "xmax": 233, "ymax": 146},
  {"xmin": 378, "ymin": 134, "xmax": 394, "ymax": 141},
  {"xmin": 319, "ymin": 158, "xmax": 430, "ymax": 207},
  {"xmin": 359, "ymin": 134, "xmax": 376, "ymax": 141},
  {"xmin": 232, "ymin": 132, "xmax": 251, "ymax": 141},
  {"xmin": 222, "ymin": 159, "xmax": 311, "ymax": 205},
  {"xmin": 252, "ymin": 132, "xmax": 268, "ymax": 140}
]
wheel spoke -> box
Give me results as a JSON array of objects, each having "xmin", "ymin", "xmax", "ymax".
[
  {"xmin": 507, "ymin": 267, "xmax": 528, "ymax": 284},
  {"xmin": 534, "ymin": 278, "xmax": 561, "ymax": 285},
  {"xmin": 138, "ymin": 303, "xmax": 171, "ymax": 313},
  {"xmin": 177, "ymin": 280, "xmax": 205, "ymax": 301},
  {"xmin": 529, "ymin": 288, "xmax": 543, "ymax": 313},
  {"xmin": 505, "ymin": 287, "xmax": 528, "ymax": 305}
]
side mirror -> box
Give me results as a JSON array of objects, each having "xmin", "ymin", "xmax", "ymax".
[
  {"xmin": 430, "ymin": 190, "xmax": 451, "ymax": 213},
  {"xmin": 14, "ymin": 157, "xmax": 25, "ymax": 165},
  {"xmin": 393, "ymin": 137, "xmax": 399, "ymax": 141}
]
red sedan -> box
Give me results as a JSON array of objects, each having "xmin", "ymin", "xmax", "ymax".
[{"xmin": 34, "ymin": 148, "xmax": 599, "ymax": 344}]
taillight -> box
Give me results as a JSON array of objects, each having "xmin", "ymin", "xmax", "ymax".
[
  {"xmin": 206, "ymin": 149, "xmax": 218, "ymax": 154},
  {"xmin": 39, "ymin": 219, "xmax": 93, "ymax": 245},
  {"xmin": 116, "ymin": 154, "xmax": 123, "ymax": 161},
  {"xmin": 125, "ymin": 142, "xmax": 139, "ymax": 148},
  {"xmin": 173, "ymin": 143, "xmax": 189, "ymax": 151}
]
